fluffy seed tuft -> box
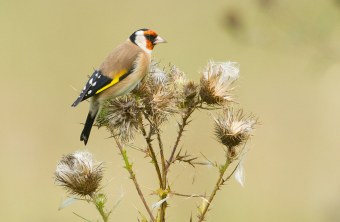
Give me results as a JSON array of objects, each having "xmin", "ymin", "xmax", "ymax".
[
  {"xmin": 97, "ymin": 95, "xmax": 143, "ymax": 143},
  {"xmin": 55, "ymin": 151, "xmax": 103, "ymax": 196},
  {"xmin": 214, "ymin": 108, "xmax": 256, "ymax": 156},
  {"xmin": 149, "ymin": 62, "xmax": 168, "ymax": 86},
  {"xmin": 200, "ymin": 61, "xmax": 239, "ymax": 105}
]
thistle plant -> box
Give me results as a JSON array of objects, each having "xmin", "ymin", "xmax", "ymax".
[
  {"xmin": 55, "ymin": 60, "xmax": 257, "ymax": 222},
  {"xmin": 55, "ymin": 151, "xmax": 111, "ymax": 222}
]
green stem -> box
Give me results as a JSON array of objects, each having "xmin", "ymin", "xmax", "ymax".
[
  {"xmin": 156, "ymin": 132, "xmax": 166, "ymax": 189},
  {"xmin": 114, "ymin": 137, "xmax": 155, "ymax": 222},
  {"xmin": 95, "ymin": 203, "xmax": 109, "ymax": 222},
  {"xmin": 142, "ymin": 113, "xmax": 168, "ymax": 221},
  {"xmin": 90, "ymin": 194, "xmax": 110, "ymax": 222},
  {"xmin": 156, "ymin": 132, "xmax": 167, "ymax": 222},
  {"xmin": 197, "ymin": 157, "xmax": 231, "ymax": 222}
]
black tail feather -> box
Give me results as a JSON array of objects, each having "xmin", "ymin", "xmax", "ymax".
[{"xmin": 80, "ymin": 111, "xmax": 97, "ymax": 145}]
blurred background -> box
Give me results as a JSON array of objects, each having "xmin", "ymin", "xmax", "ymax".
[{"xmin": 1, "ymin": 0, "xmax": 340, "ymax": 221}]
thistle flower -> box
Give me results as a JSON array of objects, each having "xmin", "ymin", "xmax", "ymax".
[
  {"xmin": 97, "ymin": 95, "xmax": 142, "ymax": 143},
  {"xmin": 55, "ymin": 151, "xmax": 103, "ymax": 197},
  {"xmin": 214, "ymin": 108, "xmax": 256, "ymax": 156},
  {"xmin": 200, "ymin": 61, "xmax": 239, "ymax": 105}
]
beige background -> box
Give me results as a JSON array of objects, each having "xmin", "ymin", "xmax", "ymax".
[{"xmin": 1, "ymin": 0, "xmax": 340, "ymax": 221}]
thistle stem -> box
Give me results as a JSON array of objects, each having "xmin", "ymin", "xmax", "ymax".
[
  {"xmin": 114, "ymin": 137, "xmax": 155, "ymax": 222},
  {"xmin": 89, "ymin": 193, "xmax": 110, "ymax": 222},
  {"xmin": 95, "ymin": 202, "xmax": 109, "ymax": 222},
  {"xmin": 197, "ymin": 157, "xmax": 231, "ymax": 222},
  {"xmin": 140, "ymin": 121, "xmax": 163, "ymax": 188},
  {"xmin": 143, "ymin": 113, "xmax": 168, "ymax": 221},
  {"xmin": 156, "ymin": 131, "xmax": 167, "ymax": 222},
  {"xmin": 167, "ymin": 107, "xmax": 195, "ymax": 170},
  {"xmin": 156, "ymin": 132, "xmax": 166, "ymax": 189}
]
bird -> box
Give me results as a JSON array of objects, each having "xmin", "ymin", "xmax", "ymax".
[{"xmin": 72, "ymin": 29, "xmax": 166, "ymax": 145}]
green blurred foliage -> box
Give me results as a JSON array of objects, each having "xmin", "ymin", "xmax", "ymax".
[{"xmin": 1, "ymin": 0, "xmax": 340, "ymax": 221}]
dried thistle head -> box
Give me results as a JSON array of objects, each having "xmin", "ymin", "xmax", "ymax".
[
  {"xmin": 149, "ymin": 61, "xmax": 169, "ymax": 86},
  {"xmin": 214, "ymin": 108, "xmax": 256, "ymax": 157},
  {"xmin": 200, "ymin": 61, "xmax": 239, "ymax": 105},
  {"xmin": 183, "ymin": 81, "xmax": 198, "ymax": 101},
  {"xmin": 97, "ymin": 95, "xmax": 143, "ymax": 143},
  {"xmin": 55, "ymin": 151, "xmax": 103, "ymax": 197},
  {"xmin": 145, "ymin": 86, "xmax": 177, "ymax": 125},
  {"xmin": 169, "ymin": 65, "xmax": 187, "ymax": 87},
  {"xmin": 177, "ymin": 81, "xmax": 199, "ymax": 110},
  {"xmin": 162, "ymin": 65, "xmax": 199, "ymax": 110},
  {"xmin": 133, "ymin": 62, "xmax": 178, "ymax": 126},
  {"xmin": 135, "ymin": 61, "xmax": 171, "ymax": 94}
]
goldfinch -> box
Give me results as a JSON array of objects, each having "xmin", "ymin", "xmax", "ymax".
[{"xmin": 72, "ymin": 29, "xmax": 166, "ymax": 145}]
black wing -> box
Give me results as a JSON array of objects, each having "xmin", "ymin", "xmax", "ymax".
[{"xmin": 71, "ymin": 70, "xmax": 112, "ymax": 107}]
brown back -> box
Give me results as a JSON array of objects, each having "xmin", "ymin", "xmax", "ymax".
[{"xmin": 99, "ymin": 40, "xmax": 143, "ymax": 77}]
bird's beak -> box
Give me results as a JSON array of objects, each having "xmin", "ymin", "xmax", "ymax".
[{"xmin": 154, "ymin": 36, "xmax": 167, "ymax": 44}]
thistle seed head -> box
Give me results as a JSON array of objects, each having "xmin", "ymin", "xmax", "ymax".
[
  {"xmin": 200, "ymin": 61, "xmax": 239, "ymax": 105},
  {"xmin": 214, "ymin": 108, "xmax": 256, "ymax": 156},
  {"xmin": 149, "ymin": 62, "xmax": 168, "ymax": 86},
  {"xmin": 177, "ymin": 81, "xmax": 199, "ymax": 110},
  {"xmin": 145, "ymin": 87, "xmax": 177, "ymax": 125},
  {"xmin": 55, "ymin": 151, "xmax": 103, "ymax": 197},
  {"xmin": 97, "ymin": 95, "xmax": 143, "ymax": 143},
  {"xmin": 169, "ymin": 65, "xmax": 187, "ymax": 86},
  {"xmin": 132, "ymin": 62, "xmax": 179, "ymax": 126},
  {"xmin": 183, "ymin": 81, "xmax": 198, "ymax": 101}
]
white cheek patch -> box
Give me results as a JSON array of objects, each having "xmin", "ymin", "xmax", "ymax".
[
  {"xmin": 135, "ymin": 35, "xmax": 146, "ymax": 48},
  {"xmin": 135, "ymin": 35, "xmax": 152, "ymax": 54}
]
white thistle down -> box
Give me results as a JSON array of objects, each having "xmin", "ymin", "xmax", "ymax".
[
  {"xmin": 204, "ymin": 61, "xmax": 239, "ymax": 96},
  {"xmin": 200, "ymin": 61, "xmax": 240, "ymax": 104},
  {"xmin": 170, "ymin": 65, "xmax": 187, "ymax": 86},
  {"xmin": 58, "ymin": 196, "xmax": 77, "ymax": 210},
  {"xmin": 234, "ymin": 160, "xmax": 245, "ymax": 187},
  {"xmin": 203, "ymin": 61, "xmax": 240, "ymax": 82},
  {"xmin": 214, "ymin": 108, "xmax": 256, "ymax": 149},
  {"xmin": 225, "ymin": 112, "xmax": 256, "ymax": 136},
  {"xmin": 72, "ymin": 150, "xmax": 95, "ymax": 170},
  {"xmin": 230, "ymin": 119, "xmax": 256, "ymax": 135},
  {"xmin": 55, "ymin": 150, "xmax": 103, "ymax": 196},
  {"xmin": 152, "ymin": 196, "xmax": 171, "ymax": 210},
  {"xmin": 150, "ymin": 64, "xmax": 168, "ymax": 85}
]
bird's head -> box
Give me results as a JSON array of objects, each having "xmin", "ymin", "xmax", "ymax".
[{"xmin": 129, "ymin": 29, "xmax": 167, "ymax": 53}]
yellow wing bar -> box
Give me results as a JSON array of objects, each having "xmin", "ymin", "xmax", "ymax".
[{"xmin": 96, "ymin": 69, "xmax": 128, "ymax": 94}]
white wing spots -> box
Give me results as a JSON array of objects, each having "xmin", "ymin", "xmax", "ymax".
[
  {"xmin": 98, "ymin": 75, "xmax": 101, "ymax": 79},
  {"xmin": 89, "ymin": 78, "xmax": 93, "ymax": 85},
  {"xmin": 88, "ymin": 90, "xmax": 92, "ymax": 95},
  {"xmin": 83, "ymin": 86, "xmax": 86, "ymax": 90},
  {"xmin": 92, "ymin": 82, "xmax": 97, "ymax": 87}
]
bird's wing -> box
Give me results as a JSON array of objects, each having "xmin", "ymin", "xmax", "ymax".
[{"xmin": 71, "ymin": 68, "xmax": 132, "ymax": 107}]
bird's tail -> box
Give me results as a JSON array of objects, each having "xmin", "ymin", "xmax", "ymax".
[{"xmin": 80, "ymin": 110, "xmax": 98, "ymax": 145}]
